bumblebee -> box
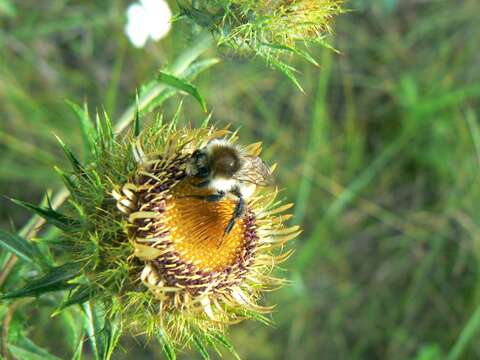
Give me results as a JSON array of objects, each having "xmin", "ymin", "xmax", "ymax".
[{"xmin": 186, "ymin": 139, "xmax": 273, "ymax": 235}]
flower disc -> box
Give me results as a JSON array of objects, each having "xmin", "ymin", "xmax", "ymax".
[
  {"xmin": 165, "ymin": 182, "xmax": 255, "ymax": 272},
  {"xmin": 113, "ymin": 126, "xmax": 299, "ymax": 335}
]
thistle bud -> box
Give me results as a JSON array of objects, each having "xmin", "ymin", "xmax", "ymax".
[{"xmin": 178, "ymin": 0, "xmax": 343, "ymax": 56}]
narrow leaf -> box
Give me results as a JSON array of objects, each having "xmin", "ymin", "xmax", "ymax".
[
  {"xmin": 101, "ymin": 109, "xmax": 114, "ymax": 148},
  {"xmin": 142, "ymin": 58, "xmax": 219, "ymax": 115},
  {"xmin": 1, "ymin": 263, "xmax": 80, "ymax": 299},
  {"xmin": 157, "ymin": 71, "xmax": 207, "ymax": 112},
  {"xmin": 203, "ymin": 334, "xmax": 221, "ymax": 358},
  {"xmin": 152, "ymin": 113, "xmax": 164, "ymax": 132},
  {"xmin": 11, "ymin": 198, "xmax": 80, "ymax": 231},
  {"xmin": 92, "ymin": 110, "xmax": 115, "ymax": 153},
  {"xmin": 18, "ymin": 192, "xmax": 50, "ymax": 238},
  {"xmin": 83, "ymin": 301, "xmax": 122, "ymax": 360},
  {"xmin": 262, "ymin": 43, "xmax": 319, "ymax": 66},
  {"xmin": 60, "ymin": 284, "xmax": 94, "ymax": 310},
  {"xmin": 201, "ymin": 113, "xmax": 212, "ymax": 128},
  {"xmin": 95, "ymin": 111, "xmax": 105, "ymax": 149},
  {"xmin": 54, "ymin": 166, "xmax": 78, "ymax": 194},
  {"xmin": 101, "ymin": 315, "xmax": 121, "ymax": 360},
  {"xmin": 0, "ymin": 229, "xmax": 44, "ymax": 266},
  {"xmin": 83, "ymin": 302, "xmax": 101, "ymax": 360},
  {"xmin": 192, "ymin": 336, "xmax": 211, "ymax": 360},
  {"xmin": 54, "ymin": 134, "xmax": 86, "ymax": 177},
  {"xmin": 157, "ymin": 330, "xmax": 176, "ymax": 360},
  {"xmin": 181, "ymin": 58, "xmax": 220, "ymax": 78},
  {"xmin": 133, "ymin": 92, "xmax": 141, "ymax": 137},
  {"xmin": 211, "ymin": 332, "xmax": 241, "ymax": 360},
  {"xmin": 268, "ymin": 57, "xmax": 304, "ymax": 93},
  {"xmin": 65, "ymin": 99, "xmax": 95, "ymax": 162},
  {"xmin": 169, "ymin": 101, "xmax": 183, "ymax": 132}
]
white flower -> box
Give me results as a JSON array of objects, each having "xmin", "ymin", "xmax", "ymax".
[{"xmin": 125, "ymin": 0, "xmax": 172, "ymax": 48}]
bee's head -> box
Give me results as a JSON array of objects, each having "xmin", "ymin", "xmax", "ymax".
[
  {"xmin": 190, "ymin": 149, "xmax": 210, "ymax": 178},
  {"xmin": 210, "ymin": 145, "xmax": 241, "ymax": 178},
  {"xmin": 189, "ymin": 140, "xmax": 242, "ymax": 179}
]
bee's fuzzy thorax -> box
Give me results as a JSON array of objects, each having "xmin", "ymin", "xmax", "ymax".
[{"xmin": 205, "ymin": 139, "xmax": 246, "ymax": 160}]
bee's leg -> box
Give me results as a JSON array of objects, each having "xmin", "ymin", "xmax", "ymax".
[
  {"xmin": 204, "ymin": 191, "xmax": 226, "ymax": 202},
  {"xmin": 224, "ymin": 191, "xmax": 245, "ymax": 235},
  {"xmin": 185, "ymin": 191, "xmax": 225, "ymax": 202},
  {"xmin": 192, "ymin": 180, "xmax": 210, "ymax": 188}
]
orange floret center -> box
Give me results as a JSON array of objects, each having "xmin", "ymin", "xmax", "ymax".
[{"xmin": 164, "ymin": 183, "xmax": 247, "ymax": 272}]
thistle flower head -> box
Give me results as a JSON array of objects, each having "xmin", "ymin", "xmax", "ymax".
[
  {"xmin": 178, "ymin": 0, "xmax": 344, "ymax": 84},
  {"xmin": 40, "ymin": 113, "xmax": 299, "ymax": 354},
  {"xmin": 253, "ymin": 0, "xmax": 342, "ymax": 46}
]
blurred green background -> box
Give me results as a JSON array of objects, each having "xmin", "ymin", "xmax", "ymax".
[{"xmin": 1, "ymin": 0, "xmax": 480, "ymax": 359}]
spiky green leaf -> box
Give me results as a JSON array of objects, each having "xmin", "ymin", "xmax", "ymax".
[
  {"xmin": 0, "ymin": 229, "xmax": 45, "ymax": 266},
  {"xmin": 65, "ymin": 99, "xmax": 95, "ymax": 162},
  {"xmin": 54, "ymin": 166, "xmax": 78, "ymax": 194},
  {"xmin": 83, "ymin": 301, "xmax": 122, "ymax": 360},
  {"xmin": 141, "ymin": 58, "xmax": 219, "ymax": 115},
  {"xmin": 11, "ymin": 198, "xmax": 80, "ymax": 231},
  {"xmin": 169, "ymin": 101, "xmax": 183, "ymax": 132},
  {"xmin": 94, "ymin": 110, "xmax": 114, "ymax": 152},
  {"xmin": 181, "ymin": 58, "xmax": 220, "ymax": 78},
  {"xmin": 60, "ymin": 284, "xmax": 94, "ymax": 310},
  {"xmin": 211, "ymin": 332, "xmax": 241, "ymax": 360},
  {"xmin": 261, "ymin": 43, "xmax": 319, "ymax": 67},
  {"xmin": 101, "ymin": 110, "xmax": 114, "ymax": 148},
  {"xmin": 157, "ymin": 71, "xmax": 208, "ymax": 112},
  {"xmin": 157, "ymin": 330, "xmax": 176, "ymax": 360},
  {"xmin": 54, "ymin": 134, "xmax": 86, "ymax": 177},
  {"xmin": 193, "ymin": 335, "xmax": 211, "ymax": 360},
  {"xmin": 267, "ymin": 57, "xmax": 304, "ymax": 93},
  {"xmin": 1, "ymin": 263, "xmax": 80, "ymax": 299}
]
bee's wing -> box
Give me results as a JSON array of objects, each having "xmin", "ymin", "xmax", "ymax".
[{"xmin": 235, "ymin": 156, "xmax": 273, "ymax": 186}]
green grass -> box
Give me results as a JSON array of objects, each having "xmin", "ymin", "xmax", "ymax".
[{"xmin": 1, "ymin": 0, "xmax": 480, "ymax": 359}]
